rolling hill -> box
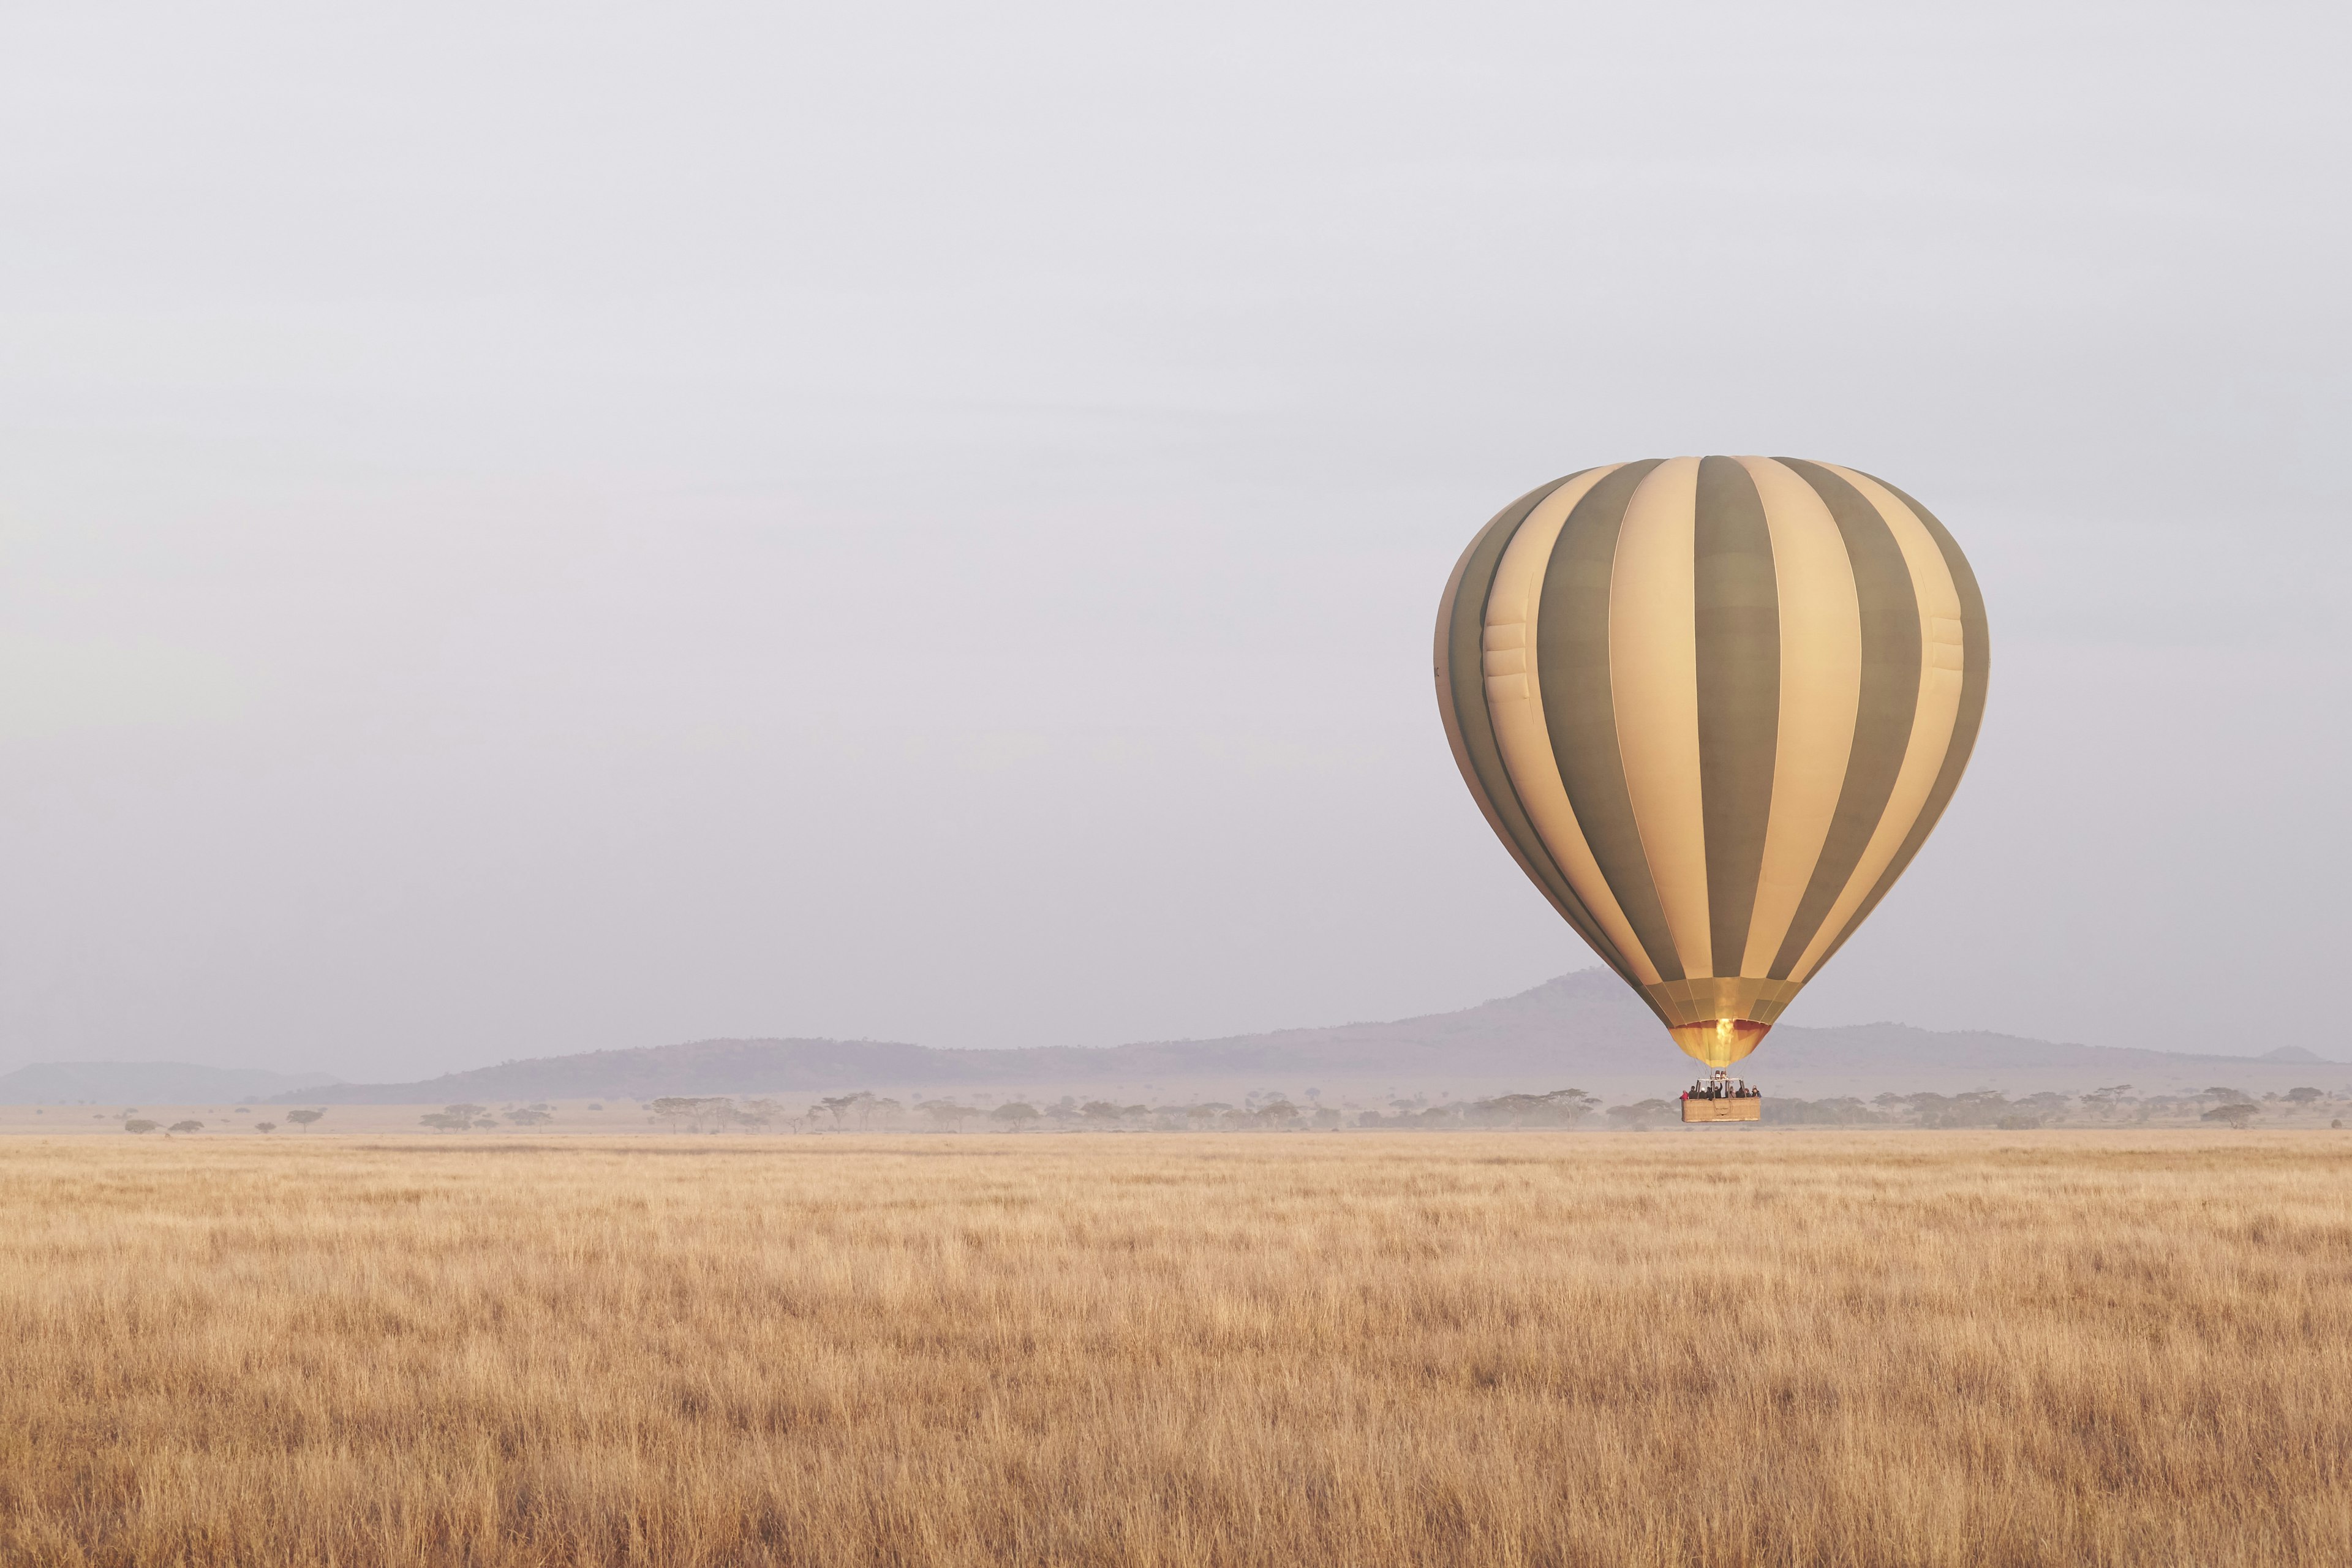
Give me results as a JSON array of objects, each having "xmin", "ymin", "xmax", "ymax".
[{"xmin": 267, "ymin": 971, "xmax": 2349, "ymax": 1106}]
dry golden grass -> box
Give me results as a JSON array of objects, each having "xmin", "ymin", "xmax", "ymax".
[{"xmin": 2, "ymin": 1132, "xmax": 2348, "ymax": 1567}]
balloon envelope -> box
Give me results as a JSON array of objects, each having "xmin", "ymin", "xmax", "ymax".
[{"xmin": 1434, "ymin": 458, "xmax": 1988, "ymax": 1069}]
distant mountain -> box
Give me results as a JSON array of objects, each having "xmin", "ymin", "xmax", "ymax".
[
  {"xmin": 0, "ymin": 1061, "xmax": 344, "ymax": 1106},
  {"xmin": 271, "ymin": 971, "xmax": 2352, "ymax": 1105}
]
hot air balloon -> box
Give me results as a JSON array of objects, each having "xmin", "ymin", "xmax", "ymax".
[{"xmin": 1434, "ymin": 458, "xmax": 1988, "ymax": 1117}]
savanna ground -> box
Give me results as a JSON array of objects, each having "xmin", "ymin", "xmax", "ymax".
[{"xmin": 2, "ymin": 1133, "xmax": 2347, "ymax": 1567}]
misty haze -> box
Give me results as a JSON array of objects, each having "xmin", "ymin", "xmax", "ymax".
[
  {"xmin": 0, "ymin": 3, "xmax": 2342, "ymax": 1088},
  {"xmin": 5, "ymin": 3, "xmax": 2349, "ymax": 1566}
]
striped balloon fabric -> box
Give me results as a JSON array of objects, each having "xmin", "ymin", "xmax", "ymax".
[{"xmin": 1435, "ymin": 458, "xmax": 1989, "ymax": 1069}]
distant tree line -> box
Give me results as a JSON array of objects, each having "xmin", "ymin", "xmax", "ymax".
[
  {"xmin": 604, "ymin": 1083, "xmax": 2348, "ymax": 1134},
  {"xmin": 1761, "ymin": 1085, "xmax": 2342, "ymax": 1129},
  {"xmin": 105, "ymin": 1083, "xmax": 2346, "ymax": 1136}
]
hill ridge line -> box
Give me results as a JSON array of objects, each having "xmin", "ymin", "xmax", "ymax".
[{"xmin": 255, "ymin": 971, "xmax": 2349, "ymax": 1105}]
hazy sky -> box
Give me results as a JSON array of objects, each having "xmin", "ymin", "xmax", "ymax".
[{"xmin": 1, "ymin": 1, "xmax": 2345, "ymax": 1079}]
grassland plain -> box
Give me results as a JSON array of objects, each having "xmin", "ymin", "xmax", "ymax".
[{"xmin": 1, "ymin": 1133, "xmax": 2347, "ymax": 1568}]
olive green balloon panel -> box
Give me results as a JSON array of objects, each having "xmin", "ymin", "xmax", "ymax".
[{"xmin": 1434, "ymin": 458, "xmax": 1988, "ymax": 1069}]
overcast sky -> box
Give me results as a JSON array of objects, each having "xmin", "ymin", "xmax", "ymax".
[{"xmin": 1, "ymin": 1, "xmax": 2345, "ymax": 1079}]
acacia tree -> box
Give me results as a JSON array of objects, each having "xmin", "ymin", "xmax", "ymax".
[
  {"xmin": 2203, "ymin": 1102, "xmax": 2259, "ymax": 1128},
  {"xmin": 168, "ymin": 1120, "xmax": 204, "ymax": 1134},
  {"xmin": 648, "ymin": 1096, "xmax": 735, "ymax": 1131},
  {"xmin": 285, "ymin": 1109, "xmax": 325, "ymax": 1131},
  {"xmin": 989, "ymin": 1102, "xmax": 1040, "ymax": 1130},
  {"xmin": 815, "ymin": 1093, "xmax": 872, "ymax": 1130},
  {"xmin": 2082, "ymin": 1085, "xmax": 2136, "ymax": 1121},
  {"xmin": 123, "ymin": 1119, "xmax": 159, "ymax": 1134},
  {"xmin": 254, "ymin": 1121, "xmax": 277, "ymax": 1133},
  {"xmin": 1542, "ymin": 1088, "xmax": 1602, "ymax": 1125},
  {"xmin": 1461, "ymin": 1090, "xmax": 1596, "ymax": 1128}
]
